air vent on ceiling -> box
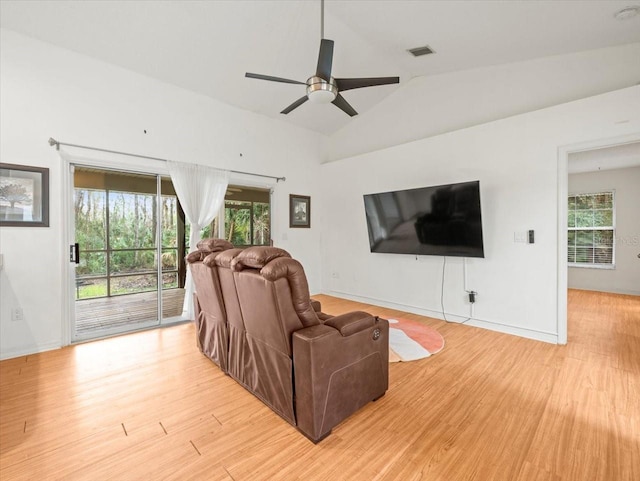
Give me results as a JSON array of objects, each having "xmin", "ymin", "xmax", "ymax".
[{"xmin": 407, "ymin": 45, "xmax": 435, "ymax": 57}]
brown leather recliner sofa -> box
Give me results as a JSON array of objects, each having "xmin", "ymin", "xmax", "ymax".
[{"xmin": 186, "ymin": 240, "xmax": 389, "ymax": 442}]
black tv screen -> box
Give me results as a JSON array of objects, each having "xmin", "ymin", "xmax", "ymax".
[{"xmin": 363, "ymin": 180, "xmax": 485, "ymax": 258}]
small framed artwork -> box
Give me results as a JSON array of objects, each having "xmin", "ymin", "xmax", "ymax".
[
  {"xmin": 0, "ymin": 163, "xmax": 50, "ymax": 227},
  {"xmin": 289, "ymin": 194, "xmax": 310, "ymax": 228}
]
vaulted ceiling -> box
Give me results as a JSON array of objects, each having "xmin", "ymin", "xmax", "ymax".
[{"xmin": 1, "ymin": 1, "xmax": 639, "ymax": 135}]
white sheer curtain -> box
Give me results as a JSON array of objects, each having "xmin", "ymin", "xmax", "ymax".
[{"xmin": 168, "ymin": 161, "xmax": 229, "ymax": 319}]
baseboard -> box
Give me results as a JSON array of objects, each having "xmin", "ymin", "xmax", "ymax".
[
  {"xmin": 460, "ymin": 317, "xmax": 558, "ymax": 344},
  {"xmin": 0, "ymin": 340, "xmax": 61, "ymax": 361},
  {"xmin": 568, "ymin": 286, "xmax": 640, "ymax": 296},
  {"xmin": 322, "ymin": 290, "xmax": 559, "ymax": 344}
]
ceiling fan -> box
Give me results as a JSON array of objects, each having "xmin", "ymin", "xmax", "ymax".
[{"xmin": 245, "ymin": 0, "xmax": 399, "ymax": 117}]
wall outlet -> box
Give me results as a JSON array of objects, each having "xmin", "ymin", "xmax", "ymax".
[{"xmin": 11, "ymin": 307, "xmax": 24, "ymax": 322}]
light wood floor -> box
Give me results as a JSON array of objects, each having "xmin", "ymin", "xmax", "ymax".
[{"xmin": 0, "ymin": 289, "xmax": 638, "ymax": 480}]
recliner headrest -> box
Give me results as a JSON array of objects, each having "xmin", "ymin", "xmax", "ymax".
[
  {"xmin": 185, "ymin": 238, "xmax": 234, "ymax": 264},
  {"xmin": 231, "ymin": 246, "xmax": 291, "ymax": 271},
  {"xmin": 197, "ymin": 238, "xmax": 234, "ymax": 253},
  {"xmin": 207, "ymin": 248, "xmax": 243, "ymax": 268},
  {"xmin": 185, "ymin": 250, "xmax": 206, "ymax": 264}
]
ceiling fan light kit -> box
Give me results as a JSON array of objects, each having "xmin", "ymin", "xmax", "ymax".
[
  {"xmin": 306, "ymin": 76, "xmax": 337, "ymax": 104},
  {"xmin": 245, "ymin": 0, "xmax": 399, "ymax": 117}
]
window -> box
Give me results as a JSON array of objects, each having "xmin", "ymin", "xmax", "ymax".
[
  {"xmin": 74, "ymin": 171, "xmax": 184, "ymax": 300},
  {"xmin": 568, "ymin": 191, "xmax": 614, "ymax": 267},
  {"xmin": 199, "ymin": 185, "xmax": 271, "ymax": 247}
]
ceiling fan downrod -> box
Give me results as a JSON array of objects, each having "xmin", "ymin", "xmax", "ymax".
[{"xmin": 320, "ymin": 0, "xmax": 325, "ymax": 39}]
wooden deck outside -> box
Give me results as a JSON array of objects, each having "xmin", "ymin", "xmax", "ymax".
[{"xmin": 75, "ymin": 288, "xmax": 186, "ymax": 335}]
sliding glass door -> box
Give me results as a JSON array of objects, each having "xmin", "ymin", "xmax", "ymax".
[{"xmin": 72, "ymin": 166, "xmax": 187, "ymax": 341}]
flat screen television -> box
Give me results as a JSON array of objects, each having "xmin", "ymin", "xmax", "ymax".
[{"xmin": 363, "ymin": 180, "xmax": 485, "ymax": 258}]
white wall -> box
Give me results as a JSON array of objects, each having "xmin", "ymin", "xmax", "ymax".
[
  {"xmin": 328, "ymin": 43, "xmax": 640, "ymax": 162},
  {"xmin": 568, "ymin": 166, "xmax": 640, "ymax": 295},
  {"xmin": 320, "ymin": 86, "xmax": 640, "ymax": 343},
  {"xmin": 0, "ymin": 29, "xmax": 326, "ymax": 359},
  {"xmin": 2, "ymin": 28, "xmax": 639, "ymax": 359}
]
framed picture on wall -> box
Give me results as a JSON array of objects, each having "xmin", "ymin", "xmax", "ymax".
[
  {"xmin": 289, "ymin": 194, "xmax": 310, "ymax": 228},
  {"xmin": 0, "ymin": 163, "xmax": 50, "ymax": 227}
]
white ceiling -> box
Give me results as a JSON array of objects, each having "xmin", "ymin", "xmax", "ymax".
[{"xmin": 1, "ymin": 0, "xmax": 639, "ymax": 136}]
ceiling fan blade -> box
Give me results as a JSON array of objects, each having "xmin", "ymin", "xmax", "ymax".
[
  {"xmin": 315, "ymin": 39, "xmax": 334, "ymax": 82},
  {"xmin": 332, "ymin": 94, "xmax": 358, "ymax": 117},
  {"xmin": 334, "ymin": 77, "xmax": 400, "ymax": 92},
  {"xmin": 281, "ymin": 96, "xmax": 309, "ymax": 115},
  {"xmin": 245, "ymin": 72, "xmax": 305, "ymax": 85}
]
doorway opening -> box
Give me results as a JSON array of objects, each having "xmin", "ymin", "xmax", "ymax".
[
  {"xmin": 72, "ymin": 166, "xmax": 187, "ymax": 340},
  {"xmin": 557, "ymin": 134, "xmax": 640, "ymax": 344}
]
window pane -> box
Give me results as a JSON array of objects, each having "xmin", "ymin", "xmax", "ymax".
[
  {"xmin": 109, "ymin": 192, "xmax": 157, "ymax": 249},
  {"xmin": 161, "ymin": 249, "xmax": 178, "ymax": 271},
  {"xmin": 162, "ymin": 272, "xmax": 178, "ymax": 289},
  {"xmin": 575, "ymin": 247, "xmax": 593, "ymax": 263},
  {"xmin": 225, "ymin": 207, "xmax": 251, "ymax": 245},
  {"xmin": 201, "ymin": 224, "xmax": 212, "ymax": 239},
  {"xmin": 111, "ymin": 274, "xmax": 158, "ymax": 295},
  {"xmin": 576, "ymin": 230, "xmax": 593, "ymax": 246},
  {"xmin": 594, "ymin": 230, "xmax": 613, "ymax": 247},
  {"xmin": 575, "ymin": 211, "xmax": 593, "ymax": 228},
  {"xmin": 77, "ymin": 251, "xmax": 106, "ymax": 276},
  {"xmin": 593, "ymin": 210, "xmax": 612, "ymax": 227},
  {"xmin": 161, "ymin": 196, "xmax": 178, "ymax": 248},
  {"xmin": 575, "ymin": 195, "xmax": 593, "ymax": 210},
  {"xmin": 568, "ymin": 211, "xmax": 575, "ymax": 228},
  {"xmin": 75, "ymin": 189, "xmax": 107, "ymax": 249},
  {"xmin": 567, "ymin": 231, "xmax": 575, "ymax": 246},
  {"xmin": 593, "ymin": 193, "xmax": 613, "ymax": 209},
  {"xmin": 594, "ymin": 248, "xmax": 613, "ymax": 264},
  {"xmin": 253, "ymin": 202, "xmax": 270, "ymax": 246},
  {"xmin": 568, "ymin": 196, "xmax": 576, "ymax": 210},
  {"xmin": 76, "ymin": 278, "xmax": 108, "ymax": 300},
  {"xmin": 110, "ymin": 250, "xmax": 156, "ymax": 274}
]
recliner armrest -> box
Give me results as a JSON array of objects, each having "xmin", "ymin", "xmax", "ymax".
[
  {"xmin": 293, "ymin": 316, "xmax": 389, "ymax": 443},
  {"xmin": 310, "ymin": 299, "xmax": 333, "ymax": 322},
  {"xmin": 323, "ymin": 311, "xmax": 376, "ymax": 337}
]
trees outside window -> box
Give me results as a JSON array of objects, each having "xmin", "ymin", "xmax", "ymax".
[
  {"xmin": 198, "ymin": 187, "xmax": 270, "ymax": 248},
  {"xmin": 568, "ymin": 192, "xmax": 615, "ymax": 267},
  {"xmin": 75, "ymin": 187, "xmax": 181, "ymax": 299}
]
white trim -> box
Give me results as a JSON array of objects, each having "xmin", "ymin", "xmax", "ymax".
[
  {"xmin": 556, "ymin": 131, "xmax": 640, "ymax": 345},
  {"xmin": 323, "ymin": 289, "xmax": 559, "ymax": 344},
  {"xmin": 568, "ymin": 263, "xmax": 615, "ymax": 270},
  {"xmin": 61, "ymin": 158, "xmax": 74, "ymax": 346}
]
